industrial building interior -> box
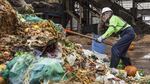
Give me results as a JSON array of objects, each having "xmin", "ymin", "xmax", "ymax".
[
  {"xmin": 23, "ymin": 0, "xmax": 150, "ymax": 34},
  {"xmin": 1, "ymin": 0, "xmax": 150, "ymax": 83}
]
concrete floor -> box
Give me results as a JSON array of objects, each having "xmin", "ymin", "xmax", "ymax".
[{"xmin": 128, "ymin": 44, "xmax": 150, "ymax": 75}]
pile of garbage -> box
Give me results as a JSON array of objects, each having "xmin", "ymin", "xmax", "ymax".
[
  {"xmin": 0, "ymin": 40, "xmax": 118, "ymax": 84},
  {"xmin": 1, "ymin": 39, "xmax": 150, "ymax": 84},
  {"xmin": 21, "ymin": 18, "xmax": 59, "ymax": 47},
  {"xmin": 0, "ymin": 0, "xmax": 59, "ymax": 69},
  {"xmin": 0, "ymin": 0, "xmax": 150, "ymax": 84},
  {"xmin": 0, "ymin": 0, "xmax": 19, "ymax": 36},
  {"xmin": 0, "ymin": 0, "xmax": 61, "ymax": 50}
]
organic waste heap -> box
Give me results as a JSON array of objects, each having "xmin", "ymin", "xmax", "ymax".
[
  {"xmin": 0, "ymin": 0, "xmax": 150, "ymax": 84},
  {"xmin": 0, "ymin": 0, "xmax": 18, "ymax": 36},
  {"xmin": 0, "ymin": 0, "xmax": 58, "ymax": 64}
]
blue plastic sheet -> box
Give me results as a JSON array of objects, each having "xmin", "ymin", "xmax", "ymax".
[
  {"xmin": 92, "ymin": 34, "xmax": 106, "ymax": 54},
  {"xmin": 22, "ymin": 14, "xmax": 44, "ymax": 22}
]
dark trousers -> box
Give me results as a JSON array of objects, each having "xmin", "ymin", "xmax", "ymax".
[{"xmin": 110, "ymin": 27, "xmax": 135, "ymax": 68}]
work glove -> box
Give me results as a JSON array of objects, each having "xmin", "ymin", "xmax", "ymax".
[{"xmin": 96, "ymin": 36, "xmax": 104, "ymax": 43}]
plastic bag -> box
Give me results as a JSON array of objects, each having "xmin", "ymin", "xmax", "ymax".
[
  {"xmin": 2, "ymin": 52, "xmax": 35, "ymax": 84},
  {"xmin": 22, "ymin": 14, "xmax": 43, "ymax": 22},
  {"xmin": 29, "ymin": 58, "xmax": 66, "ymax": 84}
]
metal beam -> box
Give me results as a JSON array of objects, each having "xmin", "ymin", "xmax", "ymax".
[
  {"xmin": 138, "ymin": 9, "xmax": 150, "ymax": 15},
  {"xmin": 66, "ymin": 10, "xmax": 80, "ymax": 22},
  {"xmin": 135, "ymin": 0, "xmax": 150, "ymax": 3},
  {"xmin": 115, "ymin": 0, "xmax": 150, "ymax": 3}
]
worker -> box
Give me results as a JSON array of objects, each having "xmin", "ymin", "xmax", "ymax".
[{"xmin": 97, "ymin": 7, "xmax": 135, "ymax": 73}]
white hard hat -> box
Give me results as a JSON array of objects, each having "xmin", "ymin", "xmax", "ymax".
[{"xmin": 101, "ymin": 7, "xmax": 112, "ymax": 14}]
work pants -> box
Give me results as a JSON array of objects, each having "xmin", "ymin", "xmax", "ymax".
[{"xmin": 110, "ymin": 27, "xmax": 135, "ymax": 68}]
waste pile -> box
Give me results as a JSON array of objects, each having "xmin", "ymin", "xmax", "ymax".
[
  {"xmin": 0, "ymin": 0, "xmax": 58, "ymax": 66},
  {"xmin": 1, "ymin": 40, "xmax": 150, "ymax": 84},
  {"xmin": 0, "ymin": 0, "xmax": 18, "ymax": 36},
  {"xmin": 0, "ymin": 0, "xmax": 150, "ymax": 84},
  {"xmin": 21, "ymin": 18, "xmax": 58, "ymax": 47}
]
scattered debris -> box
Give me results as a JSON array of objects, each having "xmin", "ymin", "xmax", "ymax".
[
  {"xmin": 142, "ymin": 53, "xmax": 150, "ymax": 60},
  {"xmin": 0, "ymin": 0, "xmax": 150, "ymax": 84}
]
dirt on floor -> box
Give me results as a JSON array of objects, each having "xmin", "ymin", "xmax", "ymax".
[
  {"xmin": 67, "ymin": 34, "xmax": 150, "ymax": 75},
  {"xmin": 128, "ymin": 35, "xmax": 150, "ymax": 75},
  {"xmin": 67, "ymin": 34, "xmax": 92, "ymax": 49}
]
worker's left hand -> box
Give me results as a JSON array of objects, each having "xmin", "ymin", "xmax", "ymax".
[{"xmin": 96, "ymin": 36, "xmax": 104, "ymax": 43}]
